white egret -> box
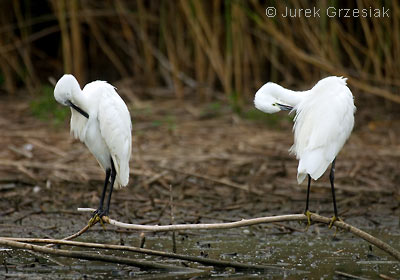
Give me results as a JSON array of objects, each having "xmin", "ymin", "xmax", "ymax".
[
  {"xmin": 54, "ymin": 74, "xmax": 132, "ymax": 224},
  {"xmin": 254, "ymin": 76, "xmax": 355, "ymax": 225}
]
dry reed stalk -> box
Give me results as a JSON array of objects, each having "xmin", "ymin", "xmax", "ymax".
[
  {"xmin": 0, "ymin": 2, "xmax": 16, "ymax": 93},
  {"xmin": 81, "ymin": 3, "xmax": 128, "ymax": 77},
  {"xmin": 180, "ymin": 0, "xmax": 231, "ymax": 96},
  {"xmin": 51, "ymin": 0, "xmax": 72, "ymax": 74},
  {"xmin": 161, "ymin": 2, "xmax": 184, "ymax": 99},
  {"xmin": 232, "ymin": 2, "xmax": 243, "ymax": 100},
  {"xmin": 194, "ymin": 35, "xmax": 207, "ymax": 100},
  {"xmin": 2, "ymin": 237, "xmax": 282, "ymax": 271},
  {"xmin": 136, "ymin": 0, "xmax": 157, "ymax": 87},
  {"xmin": 0, "ymin": 1, "xmax": 399, "ymax": 104},
  {"xmin": 12, "ymin": 1, "xmax": 37, "ymax": 92},
  {"xmin": 114, "ymin": 0, "xmax": 142, "ymax": 81},
  {"xmin": 0, "ymin": 55, "xmax": 16, "ymax": 94},
  {"xmin": 393, "ymin": 1, "xmax": 400, "ymax": 74},
  {"xmin": 69, "ymin": 0, "xmax": 85, "ymax": 84},
  {"xmin": 358, "ymin": 1, "xmax": 381, "ymax": 79}
]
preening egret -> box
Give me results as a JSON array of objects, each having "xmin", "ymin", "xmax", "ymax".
[
  {"xmin": 254, "ymin": 76, "xmax": 355, "ymax": 225},
  {"xmin": 54, "ymin": 74, "xmax": 132, "ymax": 224}
]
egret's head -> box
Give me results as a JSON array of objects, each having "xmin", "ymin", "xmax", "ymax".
[
  {"xmin": 254, "ymin": 82, "xmax": 282, "ymax": 114},
  {"xmin": 54, "ymin": 74, "xmax": 81, "ymax": 106}
]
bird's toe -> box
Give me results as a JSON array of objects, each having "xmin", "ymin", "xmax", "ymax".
[
  {"xmin": 305, "ymin": 210, "xmax": 312, "ymax": 227},
  {"xmin": 88, "ymin": 214, "xmax": 100, "ymax": 227},
  {"xmin": 328, "ymin": 215, "xmax": 343, "ymax": 229},
  {"xmin": 88, "ymin": 208, "xmax": 109, "ymax": 228}
]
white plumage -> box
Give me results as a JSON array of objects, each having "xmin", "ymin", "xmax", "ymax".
[
  {"xmin": 255, "ymin": 76, "xmax": 355, "ymax": 221},
  {"xmin": 54, "ymin": 74, "xmax": 132, "ymax": 218},
  {"xmin": 255, "ymin": 76, "xmax": 355, "ymax": 183}
]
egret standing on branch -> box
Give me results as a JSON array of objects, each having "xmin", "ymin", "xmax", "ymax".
[
  {"xmin": 54, "ymin": 74, "xmax": 132, "ymax": 225},
  {"xmin": 254, "ymin": 76, "xmax": 356, "ymax": 226}
]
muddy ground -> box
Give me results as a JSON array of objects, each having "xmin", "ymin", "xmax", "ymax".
[{"xmin": 0, "ymin": 97, "xmax": 399, "ymax": 279}]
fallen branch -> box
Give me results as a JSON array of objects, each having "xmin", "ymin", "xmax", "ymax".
[
  {"xmin": 0, "ymin": 238, "xmax": 202, "ymax": 272},
  {"xmin": 44, "ymin": 224, "xmax": 91, "ymax": 248},
  {"xmin": 1, "ymin": 238, "xmax": 281, "ymax": 271},
  {"xmin": 77, "ymin": 208, "xmax": 400, "ymax": 261},
  {"xmin": 59, "ymin": 224, "xmax": 91, "ymax": 241},
  {"xmin": 335, "ymin": 270, "xmax": 370, "ymax": 280}
]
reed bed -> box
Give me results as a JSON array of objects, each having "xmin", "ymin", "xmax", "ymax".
[{"xmin": 0, "ymin": 0, "xmax": 398, "ymax": 105}]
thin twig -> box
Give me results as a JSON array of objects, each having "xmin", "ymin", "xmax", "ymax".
[
  {"xmin": 77, "ymin": 208, "xmax": 400, "ymax": 261},
  {"xmin": 0, "ymin": 238, "xmax": 202, "ymax": 272},
  {"xmin": 379, "ymin": 274, "xmax": 397, "ymax": 280},
  {"xmin": 169, "ymin": 184, "xmax": 177, "ymax": 253},
  {"xmin": 334, "ymin": 270, "xmax": 371, "ymax": 280},
  {"xmin": 1, "ymin": 237, "xmax": 282, "ymax": 271},
  {"xmin": 60, "ymin": 224, "xmax": 91, "ymax": 241},
  {"xmin": 139, "ymin": 232, "xmax": 146, "ymax": 248},
  {"xmin": 45, "ymin": 223, "xmax": 92, "ymax": 248}
]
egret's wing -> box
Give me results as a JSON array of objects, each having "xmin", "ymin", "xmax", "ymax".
[
  {"xmin": 292, "ymin": 81, "xmax": 355, "ymax": 183},
  {"xmin": 70, "ymin": 108, "xmax": 88, "ymax": 141},
  {"xmin": 97, "ymin": 83, "xmax": 132, "ymax": 187}
]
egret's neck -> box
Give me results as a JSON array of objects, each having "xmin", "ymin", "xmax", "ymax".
[
  {"xmin": 71, "ymin": 85, "xmax": 90, "ymax": 114},
  {"xmin": 267, "ymin": 83, "xmax": 306, "ymax": 106}
]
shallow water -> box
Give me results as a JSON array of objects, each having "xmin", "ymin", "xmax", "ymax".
[{"xmin": 1, "ymin": 222, "xmax": 399, "ymax": 279}]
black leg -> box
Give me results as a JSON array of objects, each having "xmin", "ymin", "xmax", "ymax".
[
  {"xmin": 90, "ymin": 167, "xmax": 111, "ymax": 225},
  {"xmin": 303, "ymin": 174, "xmax": 313, "ymax": 226},
  {"xmin": 305, "ymin": 174, "xmax": 311, "ymax": 213},
  {"xmin": 329, "ymin": 158, "xmax": 338, "ymax": 218},
  {"xmin": 97, "ymin": 168, "xmax": 111, "ymax": 213},
  {"xmin": 104, "ymin": 159, "xmax": 116, "ymax": 216}
]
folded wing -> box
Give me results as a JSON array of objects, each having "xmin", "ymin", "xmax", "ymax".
[{"xmin": 98, "ymin": 84, "xmax": 132, "ymax": 187}]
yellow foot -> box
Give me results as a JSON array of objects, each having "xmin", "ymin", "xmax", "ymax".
[
  {"xmin": 304, "ymin": 210, "xmax": 312, "ymax": 231},
  {"xmin": 88, "ymin": 214, "xmax": 99, "ymax": 227},
  {"xmin": 88, "ymin": 214, "xmax": 107, "ymax": 229},
  {"xmin": 328, "ymin": 215, "xmax": 343, "ymax": 229},
  {"xmin": 305, "ymin": 210, "xmax": 312, "ymax": 226},
  {"xmin": 328, "ymin": 216, "xmax": 344, "ymax": 238}
]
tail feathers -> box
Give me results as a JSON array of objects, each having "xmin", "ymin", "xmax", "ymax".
[
  {"xmin": 118, "ymin": 160, "xmax": 130, "ymax": 187},
  {"xmin": 297, "ymin": 149, "xmax": 331, "ymax": 184},
  {"xmin": 297, "ymin": 173, "xmax": 307, "ymax": 184},
  {"xmin": 112, "ymin": 155, "xmax": 130, "ymax": 188}
]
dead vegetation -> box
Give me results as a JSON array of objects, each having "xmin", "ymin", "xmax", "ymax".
[{"xmin": 0, "ymin": 1, "xmax": 399, "ymax": 105}]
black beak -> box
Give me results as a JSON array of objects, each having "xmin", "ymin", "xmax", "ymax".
[
  {"xmin": 67, "ymin": 100, "xmax": 89, "ymax": 118},
  {"xmin": 275, "ymin": 103, "xmax": 294, "ymax": 111}
]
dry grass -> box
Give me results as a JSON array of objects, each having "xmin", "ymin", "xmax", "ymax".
[{"xmin": 0, "ymin": 0, "xmax": 398, "ymax": 106}]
